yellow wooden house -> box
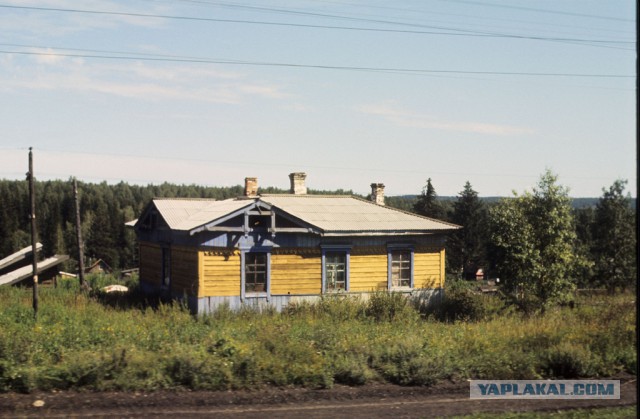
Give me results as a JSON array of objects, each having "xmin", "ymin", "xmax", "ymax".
[{"xmin": 133, "ymin": 173, "xmax": 460, "ymax": 313}]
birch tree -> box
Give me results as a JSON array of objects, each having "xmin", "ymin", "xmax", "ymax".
[{"xmin": 489, "ymin": 171, "xmax": 585, "ymax": 310}]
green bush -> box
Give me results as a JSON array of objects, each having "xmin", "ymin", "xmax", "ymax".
[
  {"xmin": 370, "ymin": 339, "xmax": 451, "ymax": 386},
  {"xmin": 332, "ymin": 354, "xmax": 375, "ymax": 385},
  {"xmin": 426, "ymin": 280, "xmax": 504, "ymax": 322},
  {"xmin": 164, "ymin": 350, "xmax": 232, "ymax": 390},
  {"xmin": 366, "ymin": 291, "xmax": 417, "ymax": 322},
  {"xmin": 284, "ymin": 294, "xmax": 366, "ymax": 321},
  {"xmin": 541, "ymin": 342, "xmax": 597, "ymax": 378}
]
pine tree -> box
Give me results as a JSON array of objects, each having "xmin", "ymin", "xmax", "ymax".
[
  {"xmin": 413, "ymin": 178, "xmax": 446, "ymax": 220},
  {"xmin": 447, "ymin": 182, "xmax": 487, "ymax": 278}
]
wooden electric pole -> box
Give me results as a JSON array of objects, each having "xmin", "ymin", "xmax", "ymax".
[
  {"xmin": 28, "ymin": 147, "xmax": 38, "ymax": 319},
  {"xmin": 73, "ymin": 178, "xmax": 88, "ymax": 290}
]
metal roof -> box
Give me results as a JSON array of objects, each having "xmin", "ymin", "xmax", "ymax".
[
  {"xmin": 152, "ymin": 199, "xmax": 252, "ymax": 231},
  {"xmin": 145, "ymin": 195, "xmax": 459, "ymax": 235},
  {"xmin": 261, "ymin": 195, "xmax": 459, "ymax": 234}
]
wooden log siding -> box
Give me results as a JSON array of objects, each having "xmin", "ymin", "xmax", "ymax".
[
  {"xmin": 349, "ymin": 252, "xmax": 388, "ymax": 292},
  {"xmin": 170, "ymin": 246, "xmax": 199, "ymax": 296},
  {"xmin": 199, "ymin": 250, "xmax": 241, "ymax": 298},
  {"xmin": 139, "ymin": 242, "xmax": 162, "ymax": 286},
  {"xmin": 192, "ymin": 246, "xmax": 443, "ymax": 299},
  {"xmin": 271, "ymin": 250, "xmax": 321, "ymax": 295},
  {"xmin": 413, "ymin": 249, "xmax": 445, "ymax": 289}
]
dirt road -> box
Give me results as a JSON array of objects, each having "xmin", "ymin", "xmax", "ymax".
[{"xmin": 0, "ymin": 377, "xmax": 635, "ymax": 418}]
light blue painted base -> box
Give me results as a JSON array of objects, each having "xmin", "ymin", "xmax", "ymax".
[
  {"xmin": 139, "ymin": 279, "xmax": 444, "ymax": 315},
  {"xmin": 195, "ymin": 288, "xmax": 444, "ymax": 315}
]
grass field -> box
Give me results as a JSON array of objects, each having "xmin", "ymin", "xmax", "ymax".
[{"xmin": 0, "ymin": 275, "xmax": 635, "ymax": 393}]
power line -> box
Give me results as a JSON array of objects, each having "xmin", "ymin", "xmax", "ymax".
[
  {"xmin": 0, "ymin": 146, "xmax": 614, "ymax": 182},
  {"xmin": 0, "ymin": 48, "xmax": 633, "ymax": 79},
  {"xmin": 303, "ymin": 0, "xmax": 635, "ymax": 37},
  {"xmin": 0, "ymin": 4, "xmax": 633, "ymax": 50},
  {"xmin": 441, "ymin": 0, "xmax": 634, "ymax": 23},
  {"xmin": 8, "ymin": 43, "xmax": 632, "ymax": 89},
  {"xmin": 0, "ymin": 43, "xmax": 249, "ymax": 63},
  {"xmin": 2, "ymin": 146, "xmax": 633, "ymax": 198},
  {"xmin": 170, "ymin": 0, "xmax": 634, "ymax": 24},
  {"xmin": 167, "ymin": 0, "xmax": 636, "ymax": 43}
]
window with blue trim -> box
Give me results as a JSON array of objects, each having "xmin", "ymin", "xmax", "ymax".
[
  {"xmin": 245, "ymin": 252, "xmax": 267, "ymax": 293},
  {"xmin": 321, "ymin": 245, "xmax": 351, "ymax": 293},
  {"xmin": 390, "ymin": 251, "xmax": 411, "ymax": 287},
  {"xmin": 325, "ymin": 252, "xmax": 346, "ymax": 291},
  {"xmin": 240, "ymin": 244, "xmax": 271, "ymax": 300},
  {"xmin": 387, "ymin": 245, "xmax": 414, "ymax": 289}
]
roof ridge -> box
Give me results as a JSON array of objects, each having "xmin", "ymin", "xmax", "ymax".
[
  {"xmin": 153, "ymin": 197, "xmax": 217, "ymax": 201},
  {"xmin": 260, "ymin": 194, "xmax": 352, "ymax": 198}
]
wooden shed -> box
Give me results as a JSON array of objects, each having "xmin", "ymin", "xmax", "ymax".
[{"xmin": 133, "ymin": 174, "xmax": 460, "ymax": 314}]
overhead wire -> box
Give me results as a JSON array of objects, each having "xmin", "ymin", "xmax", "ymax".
[
  {"xmin": 1, "ymin": 3, "xmax": 633, "ymax": 191},
  {"xmin": 0, "ymin": 146, "xmax": 615, "ymax": 183},
  {"xmin": 174, "ymin": 0, "xmax": 635, "ymax": 37},
  {"xmin": 0, "ymin": 48, "xmax": 633, "ymax": 79},
  {"xmin": 440, "ymin": 0, "xmax": 634, "ymax": 22},
  {"xmin": 166, "ymin": 0, "xmax": 635, "ymax": 44},
  {"xmin": 0, "ymin": 4, "xmax": 633, "ymax": 50},
  {"xmin": 301, "ymin": 0, "xmax": 634, "ymax": 37}
]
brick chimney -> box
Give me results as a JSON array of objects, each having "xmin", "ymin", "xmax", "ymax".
[
  {"xmin": 370, "ymin": 183, "xmax": 385, "ymax": 205},
  {"xmin": 244, "ymin": 177, "xmax": 258, "ymax": 197},
  {"xmin": 289, "ymin": 172, "xmax": 307, "ymax": 195}
]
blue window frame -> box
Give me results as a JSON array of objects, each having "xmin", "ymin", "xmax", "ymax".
[
  {"xmin": 387, "ymin": 244, "xmax": 414, "ymax": 289},
  {"xmin": 321, "ymin": 245, "xmax": 351, "ymax": 293},
  {"xmin": 240, "ymin": 247, "xmax": 271, "ymax": 300},
  {"xmin": 245, "ymin": 253, "xmax": 267, "ymax": 292}
]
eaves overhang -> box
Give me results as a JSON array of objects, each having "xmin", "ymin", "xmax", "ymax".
[
  {"xmin": 189, "ymin": 200, "xmax": 259, "ymax": 236},
  {"xmin": 188, "ymin": 200, "xmax": 324, "ymax": 236},
  {"xmin": 318, "ymin": 229, "xmax": 458, "ymax": 237}
]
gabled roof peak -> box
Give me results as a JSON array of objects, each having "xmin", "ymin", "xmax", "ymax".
[{"xmin": 137, "ymin": 192, "xmax": 461, "ymax": 235}]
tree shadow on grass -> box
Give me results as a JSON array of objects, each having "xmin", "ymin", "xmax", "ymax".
[
  {"xmin": 84, "ymin": 275, "xmax": 182, "ymax": 312},
  {"xmin": 90, "ymin": 284, "xmax": 166, "ymax": 311}
]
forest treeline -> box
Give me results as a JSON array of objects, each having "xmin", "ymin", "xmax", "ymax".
[
  {"xmin": 0, "ymin": 179, "xmax": 353, "ymax": 270},
  {"xmin": 410, "ymin": 173, "xmax": 636, "ymax": 304},
  {"xmin": 0, "ymin": 174, "xmax": 635, "ymax": 297}
]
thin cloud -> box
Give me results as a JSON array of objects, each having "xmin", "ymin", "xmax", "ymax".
[
  {"xmin": 1, "ymin": 52, "xmax": 289, "ymax": 104},
  {"xmin": 2, "ymin": 0, "xmax": 169, "ymax": 36},
  {"xmin": 357, "ymin": 103, "xmax": 533, "ymax": 136},
  {"xmin": 281, "ymin": 103, "xmax": 312, "ymax": 112},
  {"xmin": 238, "ymin": 84, "xmax": 289, "ymax": 99}
]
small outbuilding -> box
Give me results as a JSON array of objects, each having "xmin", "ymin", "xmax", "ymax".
[
  {"xmin": 133, "ymin": 173, "xmax": 460, "ymax": 313},
  {"xmin": 85, "ymin": 259, "xmax": 113, "ymax": 275}
]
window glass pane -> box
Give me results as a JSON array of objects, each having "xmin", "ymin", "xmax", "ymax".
[
  {"xmin": 391, "ymin": 250, "xmax": 411, "ymax": 287},
  {"xmin": 245, "ymin": 253, "xmax": 267, "ymax": 292},
  {"xmin": 325, "ymin": 252, "xmax": 346, "ymax": 290}
]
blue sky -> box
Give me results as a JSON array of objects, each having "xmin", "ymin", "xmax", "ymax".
[{"xmin": 0, "ymin": 0, "xmax": 635, "ymax": 197}]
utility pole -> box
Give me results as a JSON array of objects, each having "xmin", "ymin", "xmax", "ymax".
[
  {"xmin": 28, "ymin": 147, "xmax": 38, "ymax": 319},
  {"xmin": 73, "ymin": 178, "xmax": 88, "ymax": 290}
]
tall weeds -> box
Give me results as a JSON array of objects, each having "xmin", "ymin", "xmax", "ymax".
[{"xmin": 0, "ymin": 277, "xmax": 635, "ymax": 393}]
